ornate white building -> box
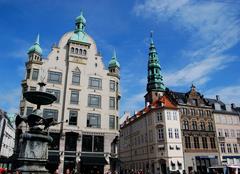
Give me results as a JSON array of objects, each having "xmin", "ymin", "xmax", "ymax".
[{"xmin": 19, "ymin": 12, "xmax": 120, "ymax": 174}]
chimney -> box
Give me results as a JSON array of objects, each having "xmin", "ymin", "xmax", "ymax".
[
  {"xmin": 216, "ymin": 95, "xmax": 220, "ymax": 101},
  {"xmin": 231, "ymin": 103, "xmax": 236, "ymax": 109}
]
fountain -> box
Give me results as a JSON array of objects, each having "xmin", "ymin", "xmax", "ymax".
[{"xmin": 15, "ymin": 82, "xmax": 62, "ymax": 174}]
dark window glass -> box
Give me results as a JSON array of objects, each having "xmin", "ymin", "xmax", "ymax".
[
  {"xmin": 116, "ymin": 116, "xmax": 119, "ymax": 130},
  {"xmin": 65, "ymin": 133, "xmax": 78, "ymax": 151},
  {"xmin": 202, "ymin": 137, "xmax": 208, "ymax": 149},
  {"xmin": 49, "ymin": 133, "xmax": 60, "ymax": 150},
  {"xmin": 88, "ymin": 77, "xmax": 102, "ymax": 89},
  {"xmin": 26, "ymin": 69, "xmax": 31, "ymax": 79},
  {"xmin": 87, "ymin": 113, "xmax": 101, "ymax": 128},
  {"xmin": 72, "ymin": 72, "xmax": 80, "ymax": 85},
  {"xmin": 82, "ymin": 135, "xmax": 92, "ymax": 152},
  {"xmin": 109, "ymin": 115, "xmax": 115, "ymax": 129},
  {"xmin": 43, "ymin": 109, "xmax": 58, "ymax": 121},
  {"xmin": 32, "ymin": 69, "xmax": 39, "ymax": 81},
  {"xmin": 26, "ymin": 107, "xmax": 33, "ymax": 116},
  {"xmin": 192, "ymin": 121, "xmax": 197, "ymax": 130},
  {"xmin": 194, "ymin": 137, "xmax": 200, "ymax": 148},
  {"xmin": 88, "ymin": 94, "xmax": 101, "ymax": 108},
  {"xmin": 208, "ymin": 122, "xmax": 214, "ymax": 131},
  {"xmin": 46, "ymin": 88, "xmax": 60, "ymax": 103},
  {"xmin": 200, "ymin": 122, "xmax": 205, "ymax": 130},
  {"xmin": 47, "ymin": 71, "xmax": 62, "ymax": 84},
  {"xmin": 70, "ymin": 90, "xmax": 79, "ymax": 104},
  {"xmin": 185, "ymin": 136, "xmax": 191, "ymax": 149},
  {"xmin": 94, "ymin": 136, "xmax": 104, "ymax": 152},
  {"xmin": 69, "ymin": 110, "xmax": 78, "ymax": 125},
  {"xmin": 210, "ymin": 137, "xmax": 216, "ymax": 149},
  {"xmin": 109, "ymin": 97, "xmax": 115, "ymax": 110},
  {"xmin": 183, "ymin": 120, "xmax": 189, "ymax": 130},
  {"xmin": 110, "ymin": 80, "xmax": 115, "ymax": 92}
]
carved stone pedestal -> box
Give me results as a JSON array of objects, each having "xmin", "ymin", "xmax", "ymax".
[{"xmin": 16, "ymin": 132, "xmax": 53, "ymax": 174}]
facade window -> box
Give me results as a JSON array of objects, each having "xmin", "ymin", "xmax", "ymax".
[
  {"xmin": 32, "ymin": 69, "xmax": 39, "ymax": 80},
  {"xmin": 116, "ymin": 116, "xmax": 119, "ymax": 130},
  {"xmin": 202, "ymin": 137, "xmax": 208, "ymax": 149},
  {"xmin": 71, "ymin": 47, "xmax": 74, "ymax": 53},
  {"xmin": 200, "ymin": 121, "xmax": 205, "ymax": 130},
  {"xmin": 167, "ymin": 112, "xmax": 171, "ymax": 120},
  {"xmin": 83, "ymin": 50, "xmax": 87, "ymax": 56},
  {"xmin": 168, "ymin": 128, "xmax": 173, "ymax": 139},
  {"xmin": 230, "ymin": 129, "xmax": 235, "ymax": 138},
  {"xmin": 110, "ymin": 80, "xmax": 115, "ymax": 92},
  {"xmin": 65, "ymin": 132, "xmax": 78, "ymax": 151},
  {"xmin": 175, "ymin": 128, "xmax": 179, "ymax": 139},
  {"xmin": 156, "ymin": 112, "xmax": 162, "ymax": 122},
  {"xmin": 89, "ymin": 77, "xmax": 102, "ymax": 89},
  {"xmin": 208, "ymin": 122, "xmax": 214, "ymax": 131},
  {"xmin": 88, "ymin": 94, "xmax": 101, "ymax": 108},
  {"xmin": 227, "ymin": 144, "xmax": 232, "ymax": 153},
  {"xmin": 185, "ymin": 136, "xmax": 191, "ymax": 149},
  {"xmin": 237, "ymin": 130, "xmax": 240, "ymax": 138},
  {"xmin": 46, "ymin": 88, "xmax": 60, "ymax": 103},
  {"xmin": 183, "ymin": 120, "xmax": 189, "ymax": 130},
  {"xmin": 69, "ymin": 110, "xmax": 78, "ymax": 125},
  {"xmin": 47, "ymin": 71, "xmax": 62, "ymax": 84},
  {"xmin": 49, "ymin": 133, "xmax": 60, "ymax": 150},
  {"xmin": 224, "ymin": 129, "xmax": 229, "ymax": 137},
  {"xmin": 93, "ymin": 136, "xmax": 104, "ymax": 152},
  {"xmin": 192, "ymin": 121, "xmax": 197, "ymax": 130},
  {"xmin": 75, "ymin": 48, "xmax": 78, "ymax": 54},
  {"xmin": 26, "ymin": 69, "xmax": 31, "ymax": 79},
  {"xmin": 43, "ymin": 109, "xmax": 58, "ymax": 121},
  {"xmin": 87, "ymin": 113, "xmax": 101, "ymax": 128},
  {"xmin": 70, "ymin": 90, "xmax": 79, "ymax": 104},
  {"xmin": 82, "ymin": 135, "xmax": 92, "ymax": 152},
  {"xmin": 233, "ymin": 144, "xmax": 238, "ymax": 153},
  {"xmin": 109, "ymin": 115, "xmax": 115, "ymax": 129},
  {"xmin": 210, "ymin": 137, "xmax": 216, "ymax": 149},
  {"xmin": 218, "ymin": 129, "xmax": 223, "ymax": 137},
  {"xmin": 109, "ymin": 97, "xmax": 115, "ymax": 110},
  {"xmin": 26, "ymin": 107, "xmax": 33, "ymax": 116},
  {"xmin": 194, "ymin": 137, "xmax": 200, "ymax": 149},
  {"xmin": 30, "ymin": 86, "xmax": 37, "ymax": 91},
  {"xmin": 72, "ymin": 72, "xmax": 81, "ymax": 85},
  {"xmin": 220, "ymin": 143, "xmax": 225, "ymax": 153},
  {"xmin": 158, "ymin": 128, "xmax": 164, "ymax": 140},
  {"xmin": 173, "ymin": 112, "xmax": 177, "ymax": 120}
]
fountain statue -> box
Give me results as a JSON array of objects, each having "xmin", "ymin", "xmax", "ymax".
[{"xmin": 15, "ymin": 82, "xmax": 64, "ymax": 174}]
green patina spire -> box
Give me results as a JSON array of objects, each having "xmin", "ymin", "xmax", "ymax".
[
  {"xmin": 109, "ymin": 49, "xmax": 120, "ymax": 69},
  {"xmin": 147, "ymin": 31, "xmax": 165, "ymax": 92},
  {"xmin": 70, "ymin": 10, "xmax": 88, "ymax": 43},
  {"xmin": 28, "ymin": 34, "xmax": 42, "ymax": 55}
]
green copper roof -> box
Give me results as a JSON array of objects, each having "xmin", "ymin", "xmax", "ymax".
[
  {"xmin": 70, "ymin": 11, "xmax": 89, "ymax": 43},
  {"xmin": 109, "ymin": 49, "xmax": 120, "ymax": 68},
  {"xmin": 147, "ymin": 32, "xmax": 165, "ymax": 92},
  {"xmin": 28, "ymin": 34, "xmax": 42, "ymax": 55}
]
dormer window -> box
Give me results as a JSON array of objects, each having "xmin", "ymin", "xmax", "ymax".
[
  {"xmin": 83, "ymin": 50, "xmax": 87, "ymax": 56},
  {"xmin": 71, "ymin": 47, "xmax": 74, "ymax": 53},
  {"xmin": 75, "ymin": 48, "xmax": 79, "ymax": 54}
]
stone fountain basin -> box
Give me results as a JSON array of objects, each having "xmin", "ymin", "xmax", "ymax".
[{"xmin": 23, "ymin": 91, "xmax": 57, "ymax": 105}]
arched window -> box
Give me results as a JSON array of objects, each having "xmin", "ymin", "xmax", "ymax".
[
  {"xmin": 200, "ymin": 121, "xmax": 205, "ymax": 130},
  {"xmin": 192, "ymin": 120, "xmax": 197, "ymax": 130},
  {"xmin": 75, "ymin": 48, "xmax": 78, "ymax": 54},
  {"xmin": 183, "ymin": 120, "xmax": 189, "ymax": 130},
  {"xmin": 79, "ymin": 49, "xmax": 82, "ymax": 55},
  {"xmin": 208, "ymin": 122, "xmax": 213, "ymax": 131},
  {"xmin": 83, "ymin": 50, "xmax": 87, "ymax": 56},
  {"xmin": 71, "ymin": 47, "xmax": 74, "ymax": 53}
]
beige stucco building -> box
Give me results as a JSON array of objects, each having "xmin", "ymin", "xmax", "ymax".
[
  {"xmin": 207, "ymin": 97, "xmax": 240, "ymax": 165},
  {"xmin": 18, "ymin": 12, "xmax": 120, "ymax": 174}
]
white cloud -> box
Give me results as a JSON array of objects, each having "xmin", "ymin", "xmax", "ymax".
[
  {"xmin": 121, "ymin": 92, "xmax": 145, "ymax": 114},
  {"xmin": 0, "ymin": 88, "xmax": 21, "ymax": 114},
  {"xmin": 164, "ymin": 55, "xmax": 236, "ymax": 87},
  {"xmin": 134, "ymin": 0, "xmax": 240, "ymax": 87},
  {"xmin": 205, "ymin": 85, "xmax": 240, "ymax": 105}
]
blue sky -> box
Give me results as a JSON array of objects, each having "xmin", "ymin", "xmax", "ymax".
[{"xmin": 0, "ymin": 0, "xmax": 239, "ymax": 115}]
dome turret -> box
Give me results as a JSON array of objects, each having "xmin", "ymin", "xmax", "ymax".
[
  {"xmin": 28, "ymin": 34, "xmax": 42, "ymax": 55},
  {"xmin": 108, "ymin": 49, "xmax": 120, "ymax": 69}
]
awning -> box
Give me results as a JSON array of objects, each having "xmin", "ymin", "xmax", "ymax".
[
  {"xmin": 223, "ymin": 156, "xmax": 240, "ymax": 159},
  {"xmin": 81, "ymin": 156, "xmax": 108, "ymax": 165}
]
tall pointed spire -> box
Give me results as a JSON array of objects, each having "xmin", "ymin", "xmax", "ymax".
[
  {"xmin": 28, "ymin": 34, "xmax": 42, "ymax": 55},
  {"xmin": 109, "ymin": 49, "xmax": 120, "ymax": 69},
  {"xmin": 146, "ymin": 31, "xmax": 165, "ymax": 92}
]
